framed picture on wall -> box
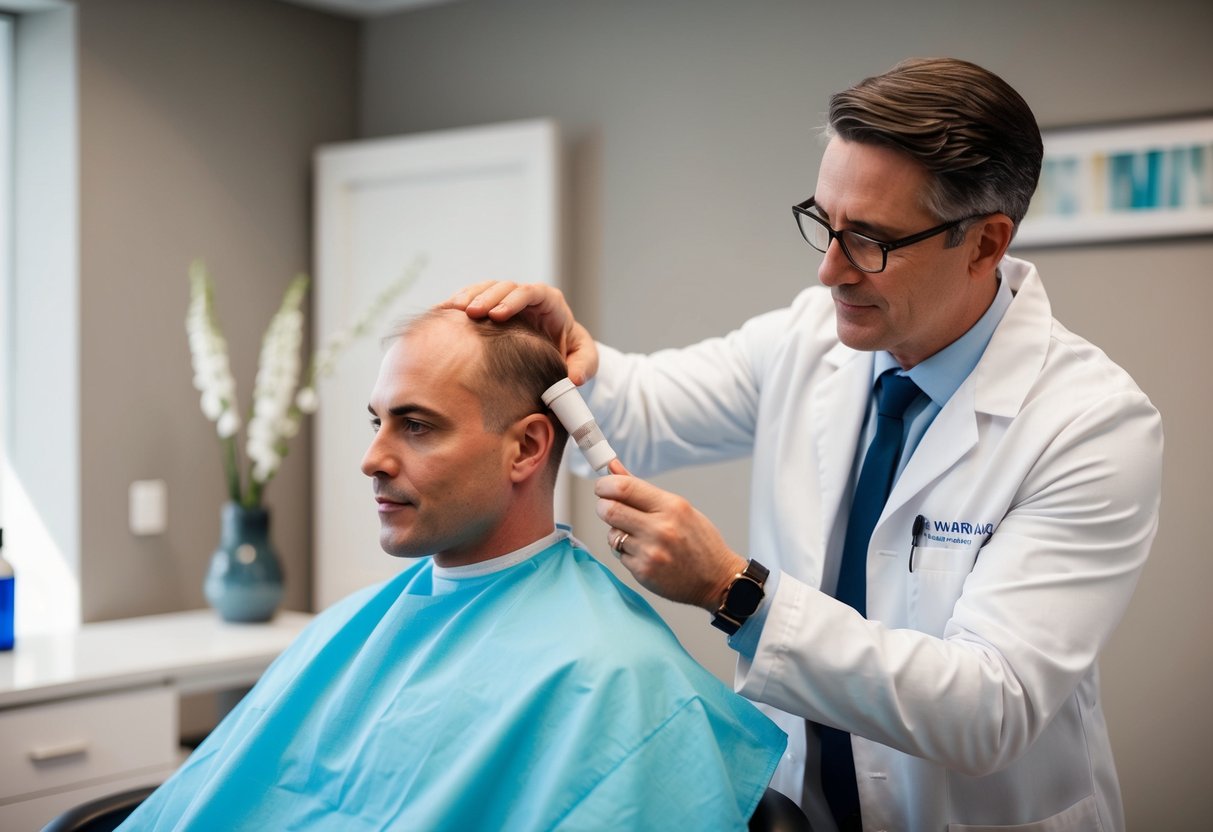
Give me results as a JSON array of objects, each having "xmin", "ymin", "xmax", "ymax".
[{"xmin": 1013, "ymin": 113, "xmax": 1213, "ymax": 248}]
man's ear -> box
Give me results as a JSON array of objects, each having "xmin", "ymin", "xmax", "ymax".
[
  {"xmin": 508, "ymin": 413, "xmax": 555, "ymax": 484},
  {"xmin": 968, "ymin": 213, "xmax": 1015, "ymax": 279}
]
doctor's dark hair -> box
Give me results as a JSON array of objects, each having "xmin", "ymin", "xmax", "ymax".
[
  {"xmin": 827, "ymin": 57, "xmax": 1043, "ymax": 243},
  {"xmin": 393, "ymin": 309, "xmax": 569, "ymax": 484}
]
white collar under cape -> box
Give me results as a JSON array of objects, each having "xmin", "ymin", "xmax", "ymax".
[{"xmin": 429, "ymin": 525, "xmax": 574, "ymax": 581}]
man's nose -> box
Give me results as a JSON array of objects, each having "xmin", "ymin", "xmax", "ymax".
[
  {"xmin": 361, "ymin": 434, "xmax": 398, "ymax": 479},
  {"xmin": 816, "ymin": 238, "xmax": 860, "ymax": 288}
]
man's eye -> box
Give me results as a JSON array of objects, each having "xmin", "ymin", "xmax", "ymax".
[
  {"xmin": 369, "ymin": 418, "xmax": 381, "ymax": 432},
  {"xmin": 847, "ymin": 232, "xmax": 883, "ymax": 250},
  {"xmin": 403, "ymin": 419, "xmax": 429, "ymax": 435}
]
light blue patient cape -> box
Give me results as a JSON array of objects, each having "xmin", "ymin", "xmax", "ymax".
[{"xmin": 120, "ymin": 531, "xmax": 786, "ymax": 831}]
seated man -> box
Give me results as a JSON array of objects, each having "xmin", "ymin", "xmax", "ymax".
[{"xmin": 121, "ymin": 308, "xmax": 786, "ymax": 831}]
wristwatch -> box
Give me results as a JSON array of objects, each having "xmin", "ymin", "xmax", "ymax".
[{"xmin": 710, "ymin": 559, "xmax": 769, "ymax": 636}]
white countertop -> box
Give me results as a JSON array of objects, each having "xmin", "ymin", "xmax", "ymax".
[{"xmin": 0, "ymin": 609, "xmax": 313, "ymax": 708}]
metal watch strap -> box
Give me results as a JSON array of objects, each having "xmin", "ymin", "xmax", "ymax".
[{"xmin": 711, "ymin": 559, "xmax": 769, "ymax": 636}]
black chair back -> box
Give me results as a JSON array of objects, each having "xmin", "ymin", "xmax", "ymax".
[
  {"xmin": 749, "ymin": 786, "xmax": 813, "ymax": 831},
  {"xmin": 41, "ymin": 785, "xmax": 156, "ymax": 832},
  {"xmin": 44, "ymin": 782, "xmax": 807, "ymax": 831}
]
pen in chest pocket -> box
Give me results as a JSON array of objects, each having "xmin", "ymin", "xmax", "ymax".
[{"xmin": 909, "ymin": 514, "xmax": 926, "ymax": 572}]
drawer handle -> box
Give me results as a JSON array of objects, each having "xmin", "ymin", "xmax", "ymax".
[{"xmin": 28, "ymin": 740, "xmax": 90, "ymax": 763}]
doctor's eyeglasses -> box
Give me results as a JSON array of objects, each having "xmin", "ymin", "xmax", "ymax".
[{"xmin": 793, "ymin": 196, "xmax": 977, "ymax": 274}]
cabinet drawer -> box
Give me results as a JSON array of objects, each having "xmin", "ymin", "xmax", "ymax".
[{"xmin": 0, "ymin": 686, "xmax": 177, "ymax": 801}]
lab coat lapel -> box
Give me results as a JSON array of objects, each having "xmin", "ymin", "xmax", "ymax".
[
  {"xmin": 971, "ymin": 259, "xmax": 1051, "ymax": 419},
  {"xmin": 811, "ymin": 342, "xmax": 872, "ymax": 562},
  {"xmin": 881, "ymin": 258, "xmax": 1051, "ymax": 521},
  {"xmin": 882, "ymin": 383, "xmax": 977, "ymax": 521}
]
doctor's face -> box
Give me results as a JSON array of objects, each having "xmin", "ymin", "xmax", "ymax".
[
  {"xmin": 361, "ymin": 316, "xmax": 516, "ymax": 567},
  {"xmin": 813, "ymin": 137, "xmax": 989, "ymax": 369}
]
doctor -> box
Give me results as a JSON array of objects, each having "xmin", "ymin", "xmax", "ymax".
[{"xmin": 452, "ymin": 58, "xmax": 1162, "ymax": 832}]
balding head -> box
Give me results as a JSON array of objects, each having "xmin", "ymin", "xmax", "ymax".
[{"xmin": 391, "ymin": 308, "xmax": 570, "ymax": 484}]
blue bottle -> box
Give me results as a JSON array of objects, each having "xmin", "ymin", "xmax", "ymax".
[{"xmin": 0, "ymin": 528, "xmax": 13, "ymax": 651}]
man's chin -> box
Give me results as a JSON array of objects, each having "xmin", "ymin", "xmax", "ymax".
[
  {"xmin": 835, "ymin": 321, "xmax": 886, "ymax": 353},
  {"xmin": 379, "ymin": 532, "xmax": 431, "ymax": 559}
]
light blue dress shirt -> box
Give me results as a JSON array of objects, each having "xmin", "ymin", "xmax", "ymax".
[{"xmin": 732, "ymin": 275, "xmax": 1014, "ymax": 657}]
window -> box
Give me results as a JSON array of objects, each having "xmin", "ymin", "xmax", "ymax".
[
  {"xmin": 0, "ymin": 13, "xmax": 13, "ymax": 530},
  {"xmin": 2, "ymin": 4, "xmax": 80, "ymax": 633}
]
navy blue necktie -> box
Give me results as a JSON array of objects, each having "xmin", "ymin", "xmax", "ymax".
[{"xmin": 820, "ymin": 370, "xmax": 921, "ymax": 832}]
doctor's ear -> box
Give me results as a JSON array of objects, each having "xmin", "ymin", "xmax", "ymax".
[
  {"xmin": 508, "ymin": 413, "xmax": 555, "ymax": 484},
  {"xmin": 967, "ymin": 213, "xmax": 1015, "ymax": 278}
]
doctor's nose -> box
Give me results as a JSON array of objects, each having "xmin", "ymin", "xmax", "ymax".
[{"xmin": 817, "ymin": 238, "xmax": 862, "ymax": 288}]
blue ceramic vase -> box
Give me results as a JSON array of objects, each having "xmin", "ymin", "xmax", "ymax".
[{"xmin": 204, "ymin": 502, "xmax": 284, "ymax": 622}]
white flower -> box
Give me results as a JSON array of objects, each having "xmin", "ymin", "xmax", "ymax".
[
  {"xmin": 246, "ymin": 275, "xmax": 309, "ymax": 486},
  {"xmin": 187, "ymin": 256, "xmax": 424, "ymax": 506},
  {"xmin": 186, "ymin": 261, "xmax": 241, "ymax": 438},
  {"xmin": 295, "ymin": 387, "xmax": 319, "ymax": 414},
  {"xmin": 217, "ymin": 410, "xmax": 241, "ymax": 439}
]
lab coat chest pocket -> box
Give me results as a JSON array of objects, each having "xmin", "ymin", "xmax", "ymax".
[
  {"xmin": 947, "ymin": 793, "xmax": 1103, "ymax": 831},
  {"xmin": 907, "ymin": 543, "xmax": 981, "ymax": 637}
]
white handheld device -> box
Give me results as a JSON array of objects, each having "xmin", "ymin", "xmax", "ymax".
[{"xmin": 541, "ymin": 378, "xmax": 618, "ymax": 473}]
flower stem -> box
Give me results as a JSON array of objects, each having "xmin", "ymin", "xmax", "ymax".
[
  {"xmin": 222, "ymin": 434, "xmax": 242, "ymax": 504},
  {"xmin": 246, "ymin": 475, "xmax": 263, "ymax": 509}
]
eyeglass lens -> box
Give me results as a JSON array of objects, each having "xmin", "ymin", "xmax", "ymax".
[{"xmin": 797, "ymin": 211, "xmax": 885, "ymax": 272}]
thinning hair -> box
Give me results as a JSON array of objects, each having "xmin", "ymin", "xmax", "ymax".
[
  {"xmin": 390, "ymin": 309, "xmax": 569, "ymax": 484},
  {"xmin": 826, "ymin": 57, "xmax": 1043, "ymax": 243}
]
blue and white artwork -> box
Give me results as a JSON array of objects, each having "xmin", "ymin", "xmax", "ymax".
[{"xmin": 1016, "ymin": 115, "xmax": 1213, "ymax": 247}]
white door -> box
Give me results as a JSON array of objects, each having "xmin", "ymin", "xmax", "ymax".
[{"xmin": 312, "ymin": 120, "xmax": 561, "ymax": 609}]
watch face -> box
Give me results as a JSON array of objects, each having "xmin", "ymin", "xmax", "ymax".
[{"xmin": 728, "ymin": 578, "xmax": 763, "ymax": 616}]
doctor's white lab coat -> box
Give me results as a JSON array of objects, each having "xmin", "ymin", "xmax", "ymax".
[{"xmin": 583, "ymin": 257, "xmax": 1163, "ymax": 832}]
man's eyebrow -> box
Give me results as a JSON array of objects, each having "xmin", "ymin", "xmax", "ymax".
[
  {"xmin": 840, "ymin": 216, "xmax": 898, "ymax": 239},
  {"xmin": 813, "ymin": 203, "xmax": 897, "ymax": 239},
  {"xmin": 846, "ymin": 217, "xmax": 898, "ymax": 239},
  {"xmin": 367, "ymin": 402, "xmax": 446, "ymax": 422}
]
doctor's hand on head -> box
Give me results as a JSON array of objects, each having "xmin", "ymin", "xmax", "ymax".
[
  {"xmin": 446, "ymin": 280, "xmax": 745, "ymax": 611},
  {"xmin": 445, "ymin": 281, "xmax": 599, "ymax": 386},
  {"xmin": 596, "ymin": 459, "xmax": 749, "ymax": 612}
]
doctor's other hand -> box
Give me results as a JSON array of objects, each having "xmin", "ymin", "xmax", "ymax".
[
  {"xmin": 445, "ymin": 281, "xmax": 599, "ymax": 386},
  {"xmin": 596, "ymin": 459, "xmax": 748, "ymax": 612}
]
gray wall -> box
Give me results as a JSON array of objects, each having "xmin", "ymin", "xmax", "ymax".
[
  {"xmin": 74, "ymin": 0, "xmax": 358, "ymax": 619},
  {"xmin": 360, "ymin": 0, "xmax": 1213, "ymax": 825}
]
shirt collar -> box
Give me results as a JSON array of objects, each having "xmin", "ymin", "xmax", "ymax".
[
  {"xmin": 873, "ymin": 273, "xmax": 1013, "ymax": 406},
  {"xmin": 430, "ymin": 526, "xmax": 569, "ymax": 581}
]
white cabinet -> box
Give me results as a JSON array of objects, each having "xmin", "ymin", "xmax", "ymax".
[
  {"xmin": 0, "ymin": 686, "xmax": 176, "ymax": 801},
  {"xmin": 0, "ymin": 610, "xmax": 311, "ymax": 829},
  {"xmin": 0, "ymin": 687, "xmax": 177, "ymax": 829}
]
